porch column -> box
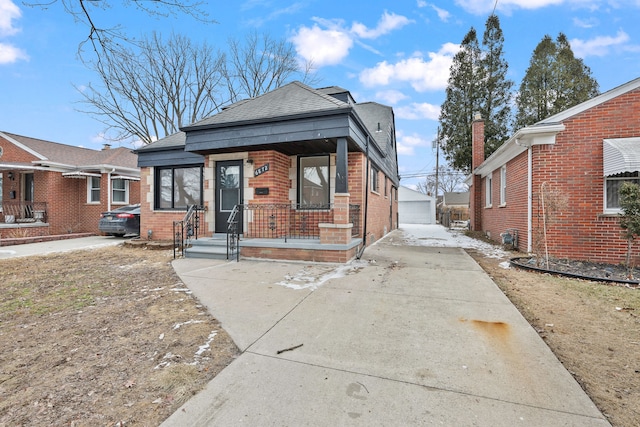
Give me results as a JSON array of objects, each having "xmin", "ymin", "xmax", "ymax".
[
  {"xmin": 335, "ymin": 137, "xmax": 348, "ymax": 194},
  {"xmin": 319, "ymin": 193, "xmax": 352, "ymax": 245}
]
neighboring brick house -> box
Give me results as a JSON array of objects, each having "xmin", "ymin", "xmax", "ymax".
[
  {"xmin": 469, "ymin": 77, "xmax": 640, "ymax": 264},
  {"xmin": 135, "ymin": 81, "xmax": 400, "ymax": 262},
  {"xmin": 0, "ymin": 132, "xmax": 140, "ymax": 239}
]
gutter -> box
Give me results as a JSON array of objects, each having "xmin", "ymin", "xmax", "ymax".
[{"xmin": 356, "ymin": 136, "xmax": 371, "ymax": 260}]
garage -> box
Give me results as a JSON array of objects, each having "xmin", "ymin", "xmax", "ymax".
[{"xmin": 398, "ymin": 186, "xmax": 436, "ymax": 224}]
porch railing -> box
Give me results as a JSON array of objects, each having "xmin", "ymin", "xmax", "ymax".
[
  {"xmin": 173, "ymin": 205, "xmax": 204, "ymax": 259},
  {"xmin": 1, "ymin": 201, "xmax": 48, "ymax": 223},
  {"xmin": 232, "ymin": 203, "xmax": 361, "ymax": 241}
]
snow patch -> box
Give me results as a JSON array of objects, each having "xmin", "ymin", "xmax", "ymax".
[
  {"xmin": 276, "ymin": 260, "xmax": 369, "ymax": 291},
  {"xmin": 173, "ymin": 320, "xmax": 205, "ymax": 330}
]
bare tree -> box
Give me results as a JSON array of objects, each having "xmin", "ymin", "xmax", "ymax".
[
  {"xmin": 416, "ymin": 166, "xmax": 468, "ymax": 197},
  {"xmin": 25, "ymin": 0, "xmax": 212, "ymax": 60},
  {"xmin": 77, "ymin": 31, "xmax": 316, "ymax": 144},
  {"xmin": 76, "ymin": 32, "xmax": 226, "ymax": 144},
  {"xmin": 223, "ymin": 31, "xmax": 318, "ymax": 103}
]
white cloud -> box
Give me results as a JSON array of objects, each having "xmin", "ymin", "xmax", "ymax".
[
  {"xmin": 416, "ymin": 0, "xmax": 427, "ymax": 7},
  {"xmin": 570, "ymin": 30, "xmax": 630, "ymax": 57},
  {"xmin": 291, "ymin": 22, "xmax": 353, "ymax": 66},
  {"xmin": 0, "ymin": 42, "xmax": 27, "ymax": 64},
  {"xmin": 0, "ymin": 0, "xmax": 26, "ymax": 64},
  {"xmin": 455, "ymin": 0, "xmax": 564, "ymax": 14},
  {"xmin": 0, "ymin": 0, "xmax": 20, "ymax": 36},
  {"xmin": 573, "ymin": 17, "xmax": 598, "ymax": 29},
  {"xmin": 375, "ymin": 89, "xmax": 409, "ymax": 104},
  {"xmin": 291, "ymin": 11, "xmax": 412, "ymax": 67},
  {"xmin": 395, "ymin": 102, "xmax": 440, "ymax": 120},
  {"xmin": 350, "ymin": 11, "xmax": 412, "ymax": 39},
  {"xmin": 359, "ymin": 43, "xmax": 459, "ymax": 92},
  {"xmin": 396, "ymin": 130, "xmax": 431, "ymax": 156},
  {"xmin": 431, "ymin": 4, "xmax": 452, "ymax": 22}
]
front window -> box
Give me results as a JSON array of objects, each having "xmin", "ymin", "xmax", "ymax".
[
  {"xmin": 112, "ymin": 179, "xmax": 129, "ymax": 204},
  {"xmin": 298, "ymin": 155, "xmax": 330, "ymax": 207},
  {"xmin": 605, "ymin": 172, "xmax": 640, "ymax": 211},
  {"xmin": 155, "ymin": 165, "xmax": 203, "ymax": 209},
  {"xmin": 88, "ymin": 176, "xmax": 100, "ymax": 203},
  {"xmin": 0, "ymin": 173, "xmax": 3, "ymax": 211}
]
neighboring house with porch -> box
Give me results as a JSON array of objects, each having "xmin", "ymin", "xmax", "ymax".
[
  {"xmin": 0, "ymin": 132, "xmax": 140, "ymax": 239},
  {"xmin": 135, "ymin": 81, "xmax": 400, "ymax": 262},
  {"xmin": 469, "ymin": 77, "xmax": 640, "ymax": 264}
]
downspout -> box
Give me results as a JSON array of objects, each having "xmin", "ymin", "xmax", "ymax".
[
  {"xmin": 356, "ymin": 136, "xmax": 371, "ymax": 259},
  {"xmin": 107, "ymin": 168, "xmax": 115, "ymax": 211},
  {"xmin": 527, "ymin": 147, "xmax": 533, "ymax": 253}
]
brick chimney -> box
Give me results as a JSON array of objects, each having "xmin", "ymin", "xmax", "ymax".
[
  {"xmin": 102, "ymin": 143, "xmax": 111, "ymax": 151},
  {"xmin": 470, "ymin": 113, "xmax": 484, "ymax": 231}
]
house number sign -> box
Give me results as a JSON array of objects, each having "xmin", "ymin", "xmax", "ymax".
[{"xmin": 254, "ymin": 163, "xmax": 270, "ymax": 177}]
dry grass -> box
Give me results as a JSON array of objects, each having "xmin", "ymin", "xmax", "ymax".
[{"xmin": 0, "ymin": 245, "xmax": 239, "ymax": 427}]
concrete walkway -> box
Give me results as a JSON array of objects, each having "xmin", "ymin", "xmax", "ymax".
[
  {"xmin": 0, "ymin": 235, "xmax": 122, "ymax": 259},
  {"xmin": 163, "ymin": 229, "xmax": 610, "ymax": 426}
]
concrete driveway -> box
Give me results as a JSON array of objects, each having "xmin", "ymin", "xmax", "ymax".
[{"xmin": 163, "ymin": 228, "xmax": 609, "ymax": 426}]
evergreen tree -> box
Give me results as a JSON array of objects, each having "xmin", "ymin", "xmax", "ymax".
[
  {"xmin": 439, "ymin": 28, "xmax": 483, "ymax": 173},
  {"xmin": 439, "ymin": 16, "xmax": 513, "ymax": 173},
  {"xmin": 515, "ymin": 33, "xmax": 599, "ymax": 128},
  {"xmin": 480, "ymin": 15, "xmax": 513, "ymax": 157}
]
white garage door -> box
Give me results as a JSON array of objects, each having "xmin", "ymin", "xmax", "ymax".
[{"xmin": 399, "ymin": 201, "xmax": 433, "ymax": 224}]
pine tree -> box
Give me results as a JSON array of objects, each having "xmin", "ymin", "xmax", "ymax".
[
  {"xmin": 439, "ymin": 16, "xmax": 513, "ymax": 173},
  {"xmin": 480, "ymin": 15, "xmax": 513, "ymax": 157},
  {"xmin": 515, "ymin": 33, "xmax": 599, "ymax": 128},
  {"xmin": 439, "ymin": 28, "xmax": 483, "ymax": 173}
]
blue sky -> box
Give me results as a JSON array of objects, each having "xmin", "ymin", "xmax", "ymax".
[{"xmin": 1, "ymin": 0, "xmax": 639, "ymax": 189}]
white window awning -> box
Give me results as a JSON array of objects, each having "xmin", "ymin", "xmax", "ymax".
[
  {"xmin": 603, "ymin": 138, "xmax": 640, "ymax": 176},
  {"xmin": 112, "ymin": 175, "xmax": 141, "ymax": 181},
  {"xmin": 62, "ymin": 171, "xmax": 101, "ymax": 179}
]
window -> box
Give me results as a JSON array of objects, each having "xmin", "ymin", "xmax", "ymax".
[
  {"xmin": 0, "ymin": 173, "xmax": 3, "ymax": 211},
  {"xmin": 298, "ymin": 155, "xmax": 330, "ymax": 207},
  {"xmin": 112, "ymin": 179, "xmax": 129, "ymax": 204},
  {"xmin": 605, "ymin": 172, "xmax": 640, "ymax": 211},
  {"xmin": 384, "ymin": 176, "xmax": 388, "ymax": 197},
  {"xmin": 155, "ymin": 166, "xmax": 203, "ymax": 209},
  {"xmin": 88, "ymin": 176, "xmax": 100, "ymax": 203},
  {"xmin": 371, "ymin": 166, "xmax": 379, "ymax": 193},
  {"xmin": 500, "ymin": 166, "xmax": 507, "ymax": 206},
  {"xmin": 485, "ymin": 174, "xmax": 492, "ymax": 207}
]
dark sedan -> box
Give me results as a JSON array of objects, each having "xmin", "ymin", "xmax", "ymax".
[{"xmin": 99, "ymin": 204, "xmax": 140, "ymax": 237}]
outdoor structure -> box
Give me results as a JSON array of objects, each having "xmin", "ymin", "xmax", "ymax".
[
  {"xmin": 439, "ymin": 191, "xmax": 469, "ymax": 227},
  {"xmin": 398, "ymin": 186, "xmax": 435, "ymax": 224},
  {"xmin": 0, "ymin": 132, "xmax": 140, "ymax": 239},
  {"xmin": 135, "ymin": 82, "xmax": 400, "ymax": 262},
  {"xmin": 469, "ymin": 77, "xmax": 640, "ymax": 264}
]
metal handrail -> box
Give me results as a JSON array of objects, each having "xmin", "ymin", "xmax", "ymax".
[
  {"xmin": 227, "ymin": 205, "xmax": 240, "ymax": 261},
  {"xmin": 173, "ymin": 205, "xmax": 203, "ymax": 259}
]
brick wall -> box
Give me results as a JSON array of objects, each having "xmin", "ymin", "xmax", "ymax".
[{"xmin": 478, "ymin": 87, "xmax": 640, "ymax": 264}]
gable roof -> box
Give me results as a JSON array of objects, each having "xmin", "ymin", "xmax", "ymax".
[
  {"xmin": 474, "ymin": 77, "xmax": 640, "ymax": 177},
  {"xmin": 0, "ymin": 131, "xmax": 139, "ymax": 175},
  {"xmin": 184, "ymin": 81, "xmax": 350, "ymax": 130}
]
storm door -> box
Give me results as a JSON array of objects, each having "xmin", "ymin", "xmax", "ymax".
[{"xmin": 215, "ymin": 161, "xmax": 243, "ymax": 233}]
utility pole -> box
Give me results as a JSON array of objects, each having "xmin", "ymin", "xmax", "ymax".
[{"xmin": 434, "ymin": 127, "xmax": 440, "ymax": 200}]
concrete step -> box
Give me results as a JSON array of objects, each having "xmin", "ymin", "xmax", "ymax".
[{"xmin": 184, "ymin": 234, "xmax": 238, "ymax": 260}]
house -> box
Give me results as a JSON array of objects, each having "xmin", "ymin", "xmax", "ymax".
[
  {"xmin": 135, "ymin": 81, "xmax": 400, "ymax": 262},
  {"xmin": 469, "ymin": 77, "xmax": 640, "ymax": 264},
  {"xmin": 0, "ymin": 132, "xmax": 140, "ymax": 240},
  {"xmin": 398, "ymin": 186, "xmax": 436, "ymax": 224}
]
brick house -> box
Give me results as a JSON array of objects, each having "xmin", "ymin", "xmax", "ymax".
[
  {"xmin": 469, "ymin": 77, "xmax": 640, "ymax": 264},
  {"xmin": 135, "ymin": 81, "xmax": 400, "ymax": 262},
  {"xmin": 0, "ymin": 132, "xmax": 140, "ymax": 239}
]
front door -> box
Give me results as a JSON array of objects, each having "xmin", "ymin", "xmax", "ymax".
[{"xmin": 215, "ymin": 160, "xmax": 243, "ymax": 233}]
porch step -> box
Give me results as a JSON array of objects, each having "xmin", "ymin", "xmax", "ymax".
[{"xmin": 184, "ymin": 234, "xmax": 238, "ymax": 260}]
